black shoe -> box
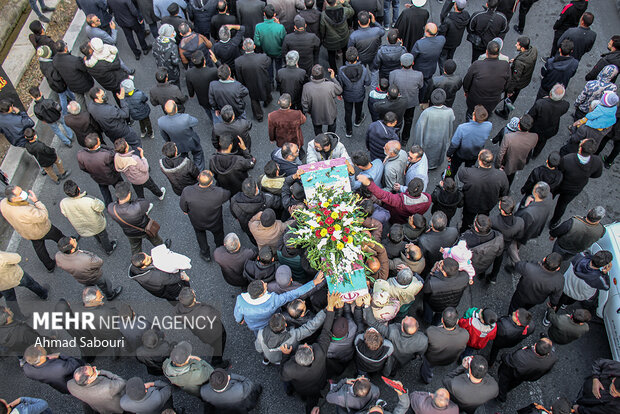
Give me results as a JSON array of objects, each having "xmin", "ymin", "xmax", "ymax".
[
  {"xmin": 513, "ymin": 25, "xmax": 523, "ymax": 34},
  {"xmin": 40, "ymin": 168, "xmax": 47, "ymax": 176},
  {"xmin": 60, "ymin": 169, "xmax": 71, "ymax": 179},
  {"xmin": 255, "ymin": 116, "xmax": 263, "ymax": 122},
  {"xmin": 105, "ymin": 240, "xmax": 118, "ymax": 255},
  {"xmin": 42, "ymin": 6, "xmax": 55, "ymax": 11},
  {"xmin": 142, "ymin": 45, "xmax": 152, "ymax": 55},
  {"xmin": 135, "ymin": 54, "xmax": 141, "ymax": 60},
  {"xmin": 494, "ymin": 108, "xmax": 509, "ymax": 120},
  {"xmin": 39, "ymin": 15, "xmax": 50, "ymax": 23},
  {"xmin": 602, "ymin": 156, "xmax": 612, "ymax": 169},
  {"xmin": 354, "ymin": 113, "xmax": 366, "ymax": 127},
  {"xmin": 212, "ymin": 358, "xmax": 230, "ymax": 369},
  {"xmin": 128, "ymin": 68, "xmax": 136, "ymax": 75},
  {"xmin": 164, "ymin": 239, "xmax": 172, "ymax": 248},
  {"xmin": 145, "ymin": 29, "xmax": 151, "ymax": 37},
  {"xmin": 200, "ymin": 253, "xmax": 211, "ymax": 263},
  {"xmin": 107, "ymin": 286, "xmax": 123, "ymax": 301},
  {"xmin": 47, "ymin": 264, "xmax": 56, "ymax": 273}
]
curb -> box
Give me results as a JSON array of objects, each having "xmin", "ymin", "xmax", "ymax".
[{"xmin": 0, "ymin": 7, "xmax": 85, "ymax": 249}]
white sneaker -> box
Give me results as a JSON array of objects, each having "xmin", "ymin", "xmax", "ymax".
[
  {"xmin": 158, "ymin": 187, "xmax": 166, "ymax": 200},
  {"xmin": 146, "ymin": 203, "xmax": 153, "ymax": 215}
]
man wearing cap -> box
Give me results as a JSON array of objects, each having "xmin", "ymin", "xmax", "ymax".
[
  {"xmin": 163, "ymin": 341, "xmax": 213, "ymax": 397},
  {"xmin": 282, "ymin": 16, "xmax": 320, "ymax": 75},
  {"xmin": 234, "ymin": 38, "xmax": 272, "ymax": 122},
  {"xmin": 67, "ymin": 365, "xmax": 126, "ymax": 414},
  {"xmin": 175, "ymin": 287, "xmax": 228, "ymax": 367},
  {"xmin": 121, "ymin": 377, "xmax": 173, "ymax": 413},
  {"xmin": 394, "ymin": 0, "xmax": 429, "ymax": 51},
  {"xmin": 414, "ymin": 89, "xmax": 455, "ymax": 170},
  {"xmin": 267, "ymin": 265, "xmax": 303, "ymax": 293},
  {"xmin": 36, "ymin": 45, "xmax": 75, "ymax": 116},
  {"xmin": 389, "ymin": 53, "xmax": 423, "ymax": 143},
  {"xmin": 201, "ymin": 368, "xmax": 262, "ymax": 412}
]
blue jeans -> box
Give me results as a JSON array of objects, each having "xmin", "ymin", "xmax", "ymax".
[
  {"xmin": 28, "ymin": 0, "xmax": 49, "ymax": 17},
  {"xmin": 58, "ymin": 89, "xmax": 75, "ymax": 116},
  {"xmin": 267, "ymin": 56, "xmax": 283, "ymax": 84},
  {"xmin": 48, "ymin": 117, "xmax": 74, "ymax": 145},
  {"xmin": 383, "ymin": 0, "xmax": 399, "ymax": 27}
]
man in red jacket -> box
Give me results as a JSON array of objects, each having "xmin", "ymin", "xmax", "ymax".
[
  {"xmin": 357, "ymin": 176, "xmax": 431, "ymax": 224},
  {"xmin": 458, "ymin": 307, "xmax": 498, "ymax": 358}
]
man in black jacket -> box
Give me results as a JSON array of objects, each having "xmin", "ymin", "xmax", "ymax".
[
  {"xmin": 210, "ymin": 135, "xmax": 255, "ymax": 195},
  {"xmin": 22, "ymin": 345, "xmax": 84, "ymax": 394},
  {"xmin": 550, "ymin": 138, "xmax": 603, "ymax": 227},
  {"xmin": 136, "ymin": 329, "xmax": 173, "ymax": 376},
  {"xmin": 488, "ymin": 308, "xmax": 534, "ymax": 366},
  {"xmin": 550, "ymin": 206, "xmax": 606, "ymax": 261},
  {"xmin": 180, "ymin": 170, "xmax": 230, "ymax": 261},
  {"xmin": 418, "ymin": 211, "xmax": 459, "ymax": 274},
  {"xmin": 176, "ymin": 287, "xmax": 227, "ymax": 367},
  {"xmin": 186, "ymin": 50, "xmax": 219, "ymax": 121},
  {"xmin": 467, "ymin": 0, "xmax": 509, "ymax": 62},
  {"xmin": 422, "ymin": 258, "xmax": 469, "ymax": 325},
  {"xmin": 515, "ymin": 181, "xmax": 554, "ymax": 246},
  {"xmin": 276, "ymin": 52, "xmax": 308, "ymax": 110},
  {"xmin": 443, "ymin": 355, "xmax": 499, "ymax": 414},
  {"xmin": 281, "ymin": 16, "xmax": 320, "ymax": 75},
  {"xmin": 236, "ymin": 0, "xmax": 263, "ymax": 39},
  {"xmin": 24, "ymin": 129, "xmax": 70, "ymax": 184},
  {"xmin": 230, "ymin": 177, "xmax": 279, "ymax": 243},
  {"xmin": 548, "ymin": 0, "xmax": 588, "ymax": 58},
  {"xmin": 108, "ymin": 182, "xmax": 169, "ymax": 255},
  {"xmin": 87, "ymin": 87, "xmax": 141, "ymax": 149},
  {"xmin": 77, "ymin": 134, "xmax": 123, "ymax": 206},
  {"xmin": 497, "ymin": 36, "xmax": 537, "ymax": 117},
  {"xmin": 235, "ymin": 38, "xmax": 272, "ymax": 122},
  {"xmin": 497, "ymin": 338, "xmax": 558, "ymax": 402},
  {"xmin": 209, "ymin": 64, "xmax": 249, "ymax": 119},
  {"xmin": 52, "ymin": 40, "xmax": 94, "ymax": 108},
  {"xmin": 529, "ymin": 84, "xmax": 571, "ymax": 157},
  {"xmin": 213, "ymin": 233, "xmax": 257, "ymax": 287},
  {"xmin": 508, "ymin": 252, "xmax": 564, "ymax": 312},
  {"xmin": 458, "ymin": 149, "xmax": 510, "ymax": 233},
  {"xmin": 372, "ymin": 29, "xmax": 407, "ymax": 82},
  {"xmin": 420, "ymin": 307, "xmax": 469, "ymax": 384},
  {"xmin": 586, "ymin": 35, "xmax": 620, "ymax": 82},
  {"xmin": 487, "ymin": 196, "xmax": 524, "ymax": 284},
  {"xmin": 129, "ymin": 252, "xmax": 190, "ymax": 303},
  {"xmin": 212, "ymin": 24, "xmax": 244, "ymax": 72},
  {"xmin": 201, "ymin": 368, "xmax": 262, "ymax": 412},
  {"xmin": 573, "ymin": 358, "xmax": 620, "ymax": 414},
  {"xmin": 538, "ymin": 39, "xmax": 579, "ymax": 100},
  {"xmin": 212, "ymin": 105, "xmax": 252, "ymax": 151},
  {"xmin": 556, "ymin": 12, "xmax": 596, "ymax": 61},
  {"xmin": 0, "ymin": 307, "xmax": 44, "ymax": 356},
  {"xmin": 159, "ymin": 142, "xmax": 200, "ymax": 196},
  {"xmin": 281, "ymin": 293, "xmax": 336, "ymax": 414},
  {"xmin": 459, "ymin": 214, "xmax": 504, "ymax": 277},
  {"xmin": 65, "ymin": 101, "xmax": 103, "ymax": 147},
  {"xmin": 150, "ymin": 68, "xmax": 189, "ymax": 114},
  {"xmin": 438, "ymin": 0, "xmax": 469, "ymax": 72},
  {"xmin": 29, "ymin": 86, "xmax": 74, "ymax": 147},
  {"xmin": 107, "ymin": 0, "xmax": 152, "ymax": 60}
]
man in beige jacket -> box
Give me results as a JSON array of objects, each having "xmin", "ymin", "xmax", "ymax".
[
  {"xmin": 60, "ymin": 180, "xmax": 117, "ymax": 255},
  {"xmin": 0, "ymin": 186, "xmax": 66, "ymax": 272},
  {"xmin": 0, "ymin": 251, "xmax": 48, "ymax": 319},
  {"xmin": 248, "ymin": 208, "xmax": 291, "ymax": 251}
]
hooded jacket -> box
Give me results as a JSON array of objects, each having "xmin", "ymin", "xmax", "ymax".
[
  {"xmin": 366, "ymin": 120, "xmax": 399, "ymax": 161},
  {"xmin": 230, "ymin": 191, "xmax": 280, "ymax": 229},
  {"xmin": 271, "ymin": 148, "xmax": 301, "ymax": 176},
  {"xmin": 243, "ymin": 259, "xmax": 278, "ymax": 283},
  {"xmin": 124, "ymin": 89, "xmax": 151, "ymax": 121},
  {"xmin": 159, "ymin": 156, "xmax": 200, "ymax": 196},
  {"xmin": 128, "ymin": 264, "xmax": 185, "ymax": 300},
  {"xmin": 575, "ymin": 65, "xmax": 618, "ymax": 114},
  {"xmin": 162, "ymin": 358, "xmax": 212, "ymax": 397},
  {"xmin": 540, "ymin": 55, "xmax": 579, "ymax": 92},
  {"xmin": 320, "ymin": 2, "xmax": 355, "ymax": 51},
  {"xmin": 439, "ymin": 10, "xmax": 470, "ymax": 50},
  {"xmin": 458, "ymin": 307, "xmax": 497, "ymax": 350},
  {"xmin": 563, "ymin": 252, "xmax": 610, "ymax": 301},
  {"xmin": 338, "ymin": 62, "xmax": 371, "ymax": 103},
  {"xmin": 85, "ymin": 51, "xmax": 128, "ymax": 92},
  {"xmin": 209, "ymin": 150, "xmax": 255, "ymax": 195},
  {"xmin": 507, "ymin": 46, "xmax": 538, "ymax": 93},
  {"xmin": 32, "ymin": 97, "xmax": 62, "ymax": 124},
  {"xmin": 372, "ymin": 43, "xmax": 407, "ymax": 81},
  {"xmin": 306, "ymin": 134, "xmax": 350, "ymax": 163},
  {"xmin": 353, "ymin": 333, "xmax": 394, "ymax": 373},
  {"xmin": 586, "ymin": 50, "xmax": 620, "ymax": 83},
  {"xmin": 38, "ymin": 58, "xmax": 67, "ymax": 93},
  {"xmin": 114, "ymin": 151, "xmax": 150, "ymax": 185},
  {"xmin": 189, "ymin": 0, "xmax": 218, "ymax": 36},
  {"xmin": 153, "ymin": 36, "xmax": 181, "ymax": 82}
]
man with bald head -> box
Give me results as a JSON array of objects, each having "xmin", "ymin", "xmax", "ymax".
[
  {"xmin": 381, "ymin": 140, "xmax": 408, "ymax": 192},
  {"xmin": 180, "ymin": 170, "xmax": 231, "ymax": 262},
  {"xmin": 412, "ymin": 23, "xmax": 446, "ymax": 98},
  {"xmin": 64, "ymin": 100, "xmax": 103, "ymax": 147},
  {"xmin": 158, "ymin": 100, "xmax": 205, "ymax": 170},
  {"xmin": 410, "ymin": 388, "xmax": 459, "ymax": 414}
]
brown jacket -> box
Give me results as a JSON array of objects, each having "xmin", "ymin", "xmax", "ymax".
[
  {"xmin": 55, "ymin": 250, "xmax": 104, "ymax": 285},
  {"xmin": 496, "ymin": 131, "xmax": 539, "ymax": 176},
  {"xmin": 267, "ymin": 108, "xmax": 306, "ymax": 148},
  {"xmin": 0, "ymin": 252, "xmax": 24, "ymax": 290},
  {"xmin": 248, "ymin": 212, "xmax": 291, "ymax": 251},
  {"xmin": 0, "ymin": 199, "xmax": 51, "ymax": 240}
]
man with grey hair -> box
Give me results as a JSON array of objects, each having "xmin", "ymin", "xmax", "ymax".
[
  {"xmin": 374, "ymin": 267, "xmax": 424, "ymax": 316},
  {"xmin": 234, "ymin": 38, "xmax": 272, "ymax": 122},
  {"xmin": 212, "ymin": 24, "xmax": 245, "ymax": 70},
  {"xmin": 64, "ymin": 101, "xmax": 104, "ymax": 147},
  {"xmin": 550, "ymin": 206, "xmax": 606, "ymax": 261},
  {"xmin": 67, "ymin": 364, "xmax": 126, "ymax": 414},
  {"xmin": 382, "ymin": 140, "xmax": 408, "ymax": 192},
  {"xmin": 85, "ymin": 13, "xmax": 119, "ymax": 45},
  {"xmin": 281, "ymin": 15, "xmax": 320, "ymax": 74},
  {"xmin": 276, "ymin": 51, "xmax": 307, "ymax": 110},
  {"xmin": 528, "ymin": 83, "xmax": 570, "ymax": 158},
  {"xmin": 214, "ymin": 233, "xmax": 257, "ymax": 287},
  {"xmin": 268, "ymin": 93, "xmax": 306, "ymax": 150}
]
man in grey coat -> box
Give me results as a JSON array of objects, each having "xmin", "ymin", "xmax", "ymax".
[
  {"xmin": 158, "ymin": 100, "xmax": 206, "ymax": 170},
  {"xmin": 87, "ymin": 87, "xmax": 141, "ymax": 149},
  {"xmin": 362, "ymin": 295, "xmax": 428, "ymax": 376},
  {"xmin": 382, "ymin": 140, "xmax": 408, "ymax": 192},
  {"xmin": 326, "ymin": 376, "xmax": 380, "ymax": 413},
  {"xmin": 200, "ymin": 368, "xmax": 262, "ymax": 413},
  {"xmin": 302, "ymin": 64, "xmax": 343, "ymax": 136},
  {"xmin": 120, "ymin": 377, "xmax": 173, "ymax": 413},
  {"xmin": 389, "ymin": 53, "xmax": 423, "ymax": 142},
  {"xmin": 67, "ymin": 365, "xmax": 126, "ymax": 414}
]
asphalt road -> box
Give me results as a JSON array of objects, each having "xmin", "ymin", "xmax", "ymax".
[{"xmin": 1, "ymin": 0, "xmax": 619, "ymax": 412}]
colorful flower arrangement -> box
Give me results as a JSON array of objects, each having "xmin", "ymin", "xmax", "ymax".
[{"xmin": 289, "ymin": 184, "xmax": 376, "ymax": 286}]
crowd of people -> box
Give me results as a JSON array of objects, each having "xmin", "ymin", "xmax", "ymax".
[{"xmin": 0, "ymin": 0, "xmax": 619, "ymax": 412}]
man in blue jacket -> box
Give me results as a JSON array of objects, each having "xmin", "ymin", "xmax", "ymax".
[
  {"xmin": 446, "ymin": 105, "xmax": 492, "ymax": 175},
  {"xmin": 537, "ymin": 39, "xmax": 578, "ymax": 100},
  {"xmin": 348, "ymin": 11, "xmax": 385, "ymax": 67},
  {"xmin": 234, "ymin": 271, "xmax": 325, "ymax": 333},
  {"xmin": 412, "ymin": 23, "xmax": 446, "ymax": 98},
  {"xmin": 0, "ymin": 100, "xmax": 35, "ymax": 148}
]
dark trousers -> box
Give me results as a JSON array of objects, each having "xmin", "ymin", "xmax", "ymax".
[
  {"xmin": 267, "ymin": 56, "xmax": 283, "ymax": 84},
  {"xmin": 419, "ymin": 355, "xmax": 435, "ymax": 383},
  {"xmin": 532, "ymin": 132, "xmax": 553, "ymax": 158},
  {"xmin": 327, "ymin": 48, "xmax": 348, "ymax": 72},
  {"xmin": 344, "ymin": 101, "xmax": 364, "ymax": 134},
  {"xmin": 550, "ymin": 30, "xmax": 565, "ymax": 57},
  {"xmin": 32, "ymin": 225, "xmax": 65, "ymax": 270},
  {"xmin": 460, "ymin": 209, "xmax": 481, "ymax": 234},
  {"xmin": 596, "ymin": 131, "xmax": 620, "ymax": 165},
  {"xmin": 488, "ymin": 341, "xmax": 504, "ymax": 367},
  {"xmin": 401, "ymin": 106, "xmax": 416, "ymax": 144},
  {"xmin": 139, "ymin": 117, "xmax": 153, "ymax": 136},
  {"xmin": 147, "ymin": 22, "xmax": 158, "ymax": 38},
  {"xmin": 508, "ymin": 296, "xmax": 535, "ymax": 314},
  {"xmin": 516, "ymin": 1, "xmax": 533, "ymax": 31},
  {"xmin": 488, "ymin": 249, "xmax": 508, "ymax": 282},
  {"xmin": 471, "ymin": 45, "xmax": 486, "ymax": 63},
  {"xmin": 98, "ymin": 178, "xmax": 122, "ymax": 207},
  {"xmin": 422, "ymin": 300, "xmax": 442, "ymax": 326},
  {"xmin": 93, "ymin": 228, "xmax": 115, "ymax": 254},
  {"xmin": 132, "ymin": 177, "xmax": 163, "ymax": 199},
  {"xmin": 498, "ymin": 364, "xmax": 523, "ymax": 401},
  {"xmin": 250, "ymin": 93, "xmax": 273, "ymax": 121},
  {"xmin": 127, "ymin": 233, "xmax": 164, "ymax": 256},
  {"xmin": 120, "ymin": 24, "xmax": 148, "ymax": 58},
  {"xmin": 0, "ymin": 271, "xmax": 48, "ymax": 318},
  {"xmin": 506, "ymin": 172, "xmax": 516, "ymax": 188},
  {"xmin": 552, "ymin": 241, "xmax": 578, "ymax": 262},
  {"xmin": 95, "ymin": 276, "xmax": 115, "ymax": 299},
  {"xmin": 313, "ymin": 122, "xmax": 336, "ymax": 136},
  {"xmin": 556, "ymin": 293, "xmax": 578, "ymax": 309},
  {"xmin": 550, "ymin": 191, "xmax": 580, "ymax": 226},
  {"xmin": 449, "ymin": 154, "xmax": 476, "ymax": 178},
  {"xmin": 180, "ymin": 149, "xmax": 205, "ymax": 171},
  {"xmin": 194, "ymin": 225, "xmax": 225, "ymax": 256},
  {"xmin": 438, "ymin": 47, "xmax": 456, "ymax": 74}
]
